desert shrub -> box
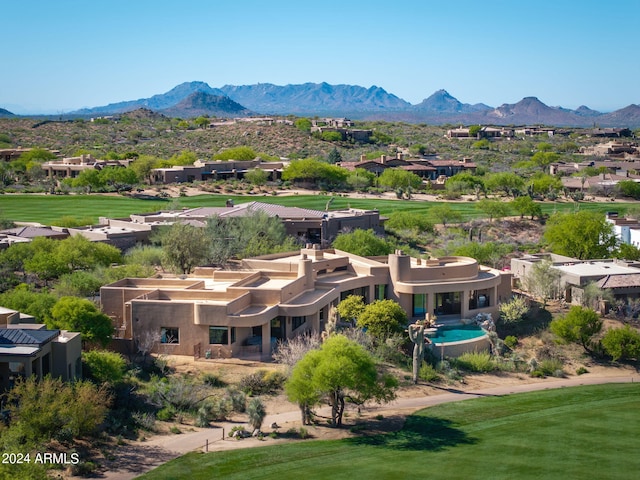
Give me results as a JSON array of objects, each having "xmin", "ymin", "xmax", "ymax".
[
  {"xmin": 239, "ymin": 370, "xmax": 286, "ymax": 395},
  {"xmin": 149, "ymin": 375, "xmax": 208, "ymax": 411},
  {"xmin": 418, "ymin": 362, "xmax": 440, "ymax": 382},
  {"xmin": 83, "ymin": 349, "xmax": 127, "ymax": 385},
  {"xmin": 201, "ymin": 372, "xmax": 226, "ymax": 388},
  {"xmin": 576, "ymin": 366, "xmax": 589, "ymax": 375},
  {"xmin": 272, "ymin": 332, "xmax": 321, "ymax": 370},
  {"xmin": 6, "ymin": 377, "xmax": 111, "ymax": 446},
  {"xmin": 504, "ymin": 335, "xmax": 518, "ymax": 349},
  {"xmin": 131, "ymin": 411, "xmax": 156, "ymax": 431},
  {"xmin": 224, "ymin": 387, "xmax": 247, "ymax": 413},
  {"xmin": 156, "ymin": 405, "xmax": 177, "ymax": 422},
  {"xmin": 454, "ymin": 352, "xmax": 496, "ymax": 373},
  {"xmin": 532, "ymin": 358, "xmax": 565, "ymax": 378},
  {"xmin": 247, "ymin": 397, "xmax": 267, "ymax": 431}
]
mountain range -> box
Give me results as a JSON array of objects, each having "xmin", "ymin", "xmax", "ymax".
[{"xmin": 3, "ymin": 81, "xmax": 640, "ymax": 127}]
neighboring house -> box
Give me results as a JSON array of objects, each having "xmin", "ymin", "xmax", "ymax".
[
  {"xmin": 579, "ymin": 141, "xmax": 639, "ymax": 157},
  {"xmin": 338, "ymin": 154, "xmax": 475, "ymax": 181},
  {"xmin": 101, "ymin": 247, "xmax": 511, "ymax": 360},
  {"xmin": 98, "ymin": 201, "xmax": 384, "ymax": 247},
  {"xmin": 0, "ymin": 225, "xmax": 69, "ymax": 250},
  {"xmin": 511, "ymin": 253, "xmax": 640, "ymax": 308},
  {"xmin": 560, "ymin": 172, "xmax": 640, "ymax": 193},
  {"xmin": 0, "ymin": 148, "xmax": 35, "ymax": 162},
  {"xmin": 41, "ymin": 154, "xmax": 132, "ymax": 179},
  {"xmin": 0, "ymin": 307, "xmax": 82, "ymax": 391},
  {"xmin": 605, "ymin": 212, "xmax": 640, "ymax": 247},
  {"xmin": 446, "ymin": 126, "xmax": 513, "ymax": 139},
  {"xmin": 151, "ymin": 159, "xmax": 284, "ymax": 184}
]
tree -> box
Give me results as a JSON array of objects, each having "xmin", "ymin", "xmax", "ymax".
[
  {"xmin": 130, "ymin": 154, "xmax": 160, "ymax": 184},
  {"xmin": 285, "ymin": 335, "xmax": 397, "ymax": 427},
  {"xmin": 453, "ymin": 241, "xmax": 514, "ymax": 268},
  {"xmin": 484, "ymin": 172, "xmax": 525, "ymax": 197},
  {"xmin": 524, "ymin": 259, "xmax": 561, "ymax": 308},
  {"xmin": 168, "ymin": 150, "xmax": 198, "ymax": 166},
  {"xmin": 213, "ymin": 146, "xmax": 257, "ymax": 161},
  {"xmin": 161, "ymin": 222, "xmax": 209, "ymax": 274},
  {"xmin": 294, "ymin": 118, "xmax": 312, "ymax": 132},
  {"xmin": 347, "ymin": 168, "xmax": 376, "ymax": 191},
  {"xmin": 337, "ymin": 295, "xmax": 366, "ymax": 325},
  {"xmin": 282, "ymin": 158, "xmax": 348, "ymax": 188},
  {"xmin": 530, "ymin": 172, "xmax": 563, "ymax": 198},
  {"xmin": 378, "ymin": 169, "xmax": 422, "ymax": 191},
  {"xmin": 99, "ymin": 166, "xmax": 139, "ymax": 192},
  {"xmin": 384, "ymin": 211, "xmax": 434, "ymax": 234},
  {"xmin": 580, "ymin": 281, "xmax": 614, "ymax": 311},
  {"xmin": 194, "ymin": 116, "xmax": 210, "ymax": 129},
  {"xmin": 617, "ymin": 243, "xmax": 640, "ymax": 261},
  {"xmin": 476, "ymin": 199, "xmax": 511, "ymax": 222},
  {"xmin": 511, "ymin": 196, "xmax": 542, "ymax": 220},
  {"xmin": 429, "ymin": 203, "xmax": 462, "ymax": 227},
  {"xmin": 356, "ymin": 299, "xmax": 406, "ymax": 343},
  {"xmin": 71, "ymin": 168, "xmax": 105, "ymax": 193},
  {"xmin": 54, "ymin": 270, "xmax": 103, "ymax": 298},
  {"xmin": 50, "ymin": 296, "xmax": 114, "ymax": 347},
  {"xmin": 244, "ymin": 168, "xmax": 269, "ymax": 186},
  {"xmin": 544, "ymin": 211, "xmax": 618, "ymax": 260},
  {"xmin": 6, "ymin": 376, "xmax": 110, "ymax": 445},
  {"xmin": 0, "ymin": 285, "xmax": 57, "ymax": 323},
  {"xmin": 327, "ymin": 147, "xmax": 342, "ymax": 164},
  {"xmin": 550, "ymin": 305, "xmax": 602, "ymax": 354},
  {"xmin": 332, "ymin": 229, "xmax": 392, "ymax": 256},
  {"xmin": 601, "ymin": 325, "xmax": 640, "ymax": 361}
]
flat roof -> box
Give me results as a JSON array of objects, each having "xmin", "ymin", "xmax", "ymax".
[{"xmin": 555, "ymin": 261, "xmax": 640, "ymax": 277}]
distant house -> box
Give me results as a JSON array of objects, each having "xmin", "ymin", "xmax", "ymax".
[
  {"xmin": 98, "ymin": 201, "xmax": 383, "ymax": 247},
  {"xmin": 0, "ymin": 307, "xmax": 82, "ymax": 391},
  {"xmin": 338, "ymin": 154, "xmax": 475, "ymax": 181},
  {"xmin": 0, "ymin": 225, "xmax": 69, "ymax": 250},
  {"xmin": 151, "ymin": 159, "xmax": 284, "ymax": 184},
  {"xmin": 41, "ymin": 154, "xmax": 132, "ymax": 179}
]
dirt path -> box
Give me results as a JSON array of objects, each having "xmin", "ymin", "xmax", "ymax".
[{"xmin": 95, "ymin": 370, "xmax": 638, "ymax": 480}]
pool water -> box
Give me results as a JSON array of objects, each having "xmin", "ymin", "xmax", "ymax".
[{"xmin": 427, "ymin": 324, "xmax": 487, "ymax": 344}]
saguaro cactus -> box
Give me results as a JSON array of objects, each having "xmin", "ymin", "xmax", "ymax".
[{"xmin": 408, "ymin": 320, "xmax": 427, "ymax": 384}]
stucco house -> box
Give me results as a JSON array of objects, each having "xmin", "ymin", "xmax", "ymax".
[
  {"xmin": 0, "ymin": 307, "xmax": 82, "ymax": 391},
  {"xmin": 101, "ymin": 247, "xmax": 511, "ymax": 360}
]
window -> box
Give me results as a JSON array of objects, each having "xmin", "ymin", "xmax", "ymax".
[
  {"xmin": 413, "ymin": 293, "xmax": 427, "ymax": 317},
  {"xmin": 375, "ymin": 284, "xmax": 387, "ymax": 300},
  {"xmin": 292, "ymin": 316, "xmax": 306, "ymax": 330},
  {"xmin": 160, "ymin": 327, "xmax": 179, "ymax": 344},
  {"xmin": 209, "ymin": 326, "xmax": 235, "ymax": 345}
]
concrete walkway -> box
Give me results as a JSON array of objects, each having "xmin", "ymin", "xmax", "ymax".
[{"xmin": 99, "ymin": 373, "xmax": 638, "ymax": 480}]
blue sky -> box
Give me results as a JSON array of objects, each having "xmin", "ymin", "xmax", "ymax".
[{"xmin": 3, "ymin": 0, "xmax": 638, "ymax": 114}]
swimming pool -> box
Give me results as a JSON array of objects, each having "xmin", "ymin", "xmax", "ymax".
[
  {"xmin": 427, "ymin": 324, "xmax": 487, "ymax": 344},
  {"xmin": 426, "ymin": 324, "xmax": 491, "ymax": 357}
]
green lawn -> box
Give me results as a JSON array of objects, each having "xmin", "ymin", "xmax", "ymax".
[
  {"xmin": 0, "ymin": 193, "xmax": 635, "ymax": 225},
  {"xmin": 137, "ymin": 383, "xmax": 640, "ymax": 480}
]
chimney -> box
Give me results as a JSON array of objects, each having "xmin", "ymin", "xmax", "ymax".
[{"xmin": 380, "ymin": 155, "xmax": 387, "ymax": 164}]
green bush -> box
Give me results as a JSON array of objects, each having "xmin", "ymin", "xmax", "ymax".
[
  {"xmin": 454, "ymin": 352, "xmax": 496, "ymax": 373},
  {"xmin": 601, "ymin": 325, "xmax": 640, "ymax": 361},
  {"xmin": 576, "ymin": 366, "xmax": 589, "ymax": 375},
  {"xmin": 156, "ymin": 406, "xmax": 177, "ymax": 422},
  {"xmin": 418, "ymin": 362, "xmax": 440, "ymax": 382},
  {"xmin": 532, "ymin": 358, "xmax": 565, "ymax": 378},
  {"xmin": 83, "ymin": 349, "xmax": 127, "ymax": 384},
  {"xmin": 504, "ymin": 335, "xmax": 519, "ymax": 349}
]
